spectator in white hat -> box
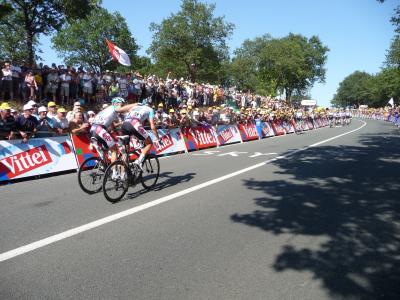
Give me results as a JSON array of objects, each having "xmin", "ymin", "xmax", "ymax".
[
  {"xmin": 15, "ymin": 104, "xmax": 39, "ymax": 142},
  {"xmin": 36, "ymin": 106, "xmax": 55, "ymax": 137}
]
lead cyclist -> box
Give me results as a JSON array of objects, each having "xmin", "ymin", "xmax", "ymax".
[{"xmin": 121, "ymin": 103, "xmax": 161, "ymax": 170}]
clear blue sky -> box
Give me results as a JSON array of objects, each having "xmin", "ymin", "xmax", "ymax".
[{"xmin": 40, "ymin": 0, "xmax": 398, "ymax": 107}]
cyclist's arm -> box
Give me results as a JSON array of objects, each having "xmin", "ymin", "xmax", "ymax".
[
  {"xmin": 115, "ymin": 103, "xmax": 138, "ymax": 114},
  {"xmin": 149, "ymin": 118, "xmax": 159, "ymax": 140}
]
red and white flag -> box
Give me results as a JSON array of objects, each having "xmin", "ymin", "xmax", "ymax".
[{"xmin": 106, "ymin": 39, "xmax": 131, "ymax": 66}]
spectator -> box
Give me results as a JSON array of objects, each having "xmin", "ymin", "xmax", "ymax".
[
  {"xmin": 67, "ymin": 101, "xmax": 87, "ymax": 123},
  {"xmin": 46, "ymin": 68, "xmax": 59, "ymax": 102},
  {"xmin": 82, "ymin": 71, "xmax": 93, "ymax": 102},
  {"xmin": 36, "ymin": 106, "xmax": 55, "ymax": 138},
  {"xmin": 0, "ymin": 102, "xmax": 16, "ymax": 140},
  {"xmin": 15, "ymin": 104, "xmax": 39, "ymax": 142},
  {"xmin": 47, "ymin": 101, "xmax": 57, "ymax": 120},
  {"xmin": 24, "ymin": 70, "xmax": 38, "ymax": 101},
  {"xmin": 59, "ymin": 69, "xmax": 72, "ymax": 105},
  {"xmin": 26, "ymin": 100, "xmax": 39, "ymax": 118},
  {"xmin": 1, "ymin": 62, "xmax": 13, "ymax": 101},
  {"xmin": 69, "ymin": 111, "xmax": 90, "ymax": 135},
  {"xmin": 11, "ymin": 63, "xmax": 21, "ymax": 99},
  {"xmin": 53, "ymin": 107, "xmax": 69, "ymax": 135},
  {"xmin": 34, "ymin": 70, "xmax": 43, "ymax": 100},
  {"xmin": 167, "ymin": 108, "xmax": 179, "ymax": 128},
  {"xmin": 87, "ymin": 110, "xmax": 96, "ymax": 125}
]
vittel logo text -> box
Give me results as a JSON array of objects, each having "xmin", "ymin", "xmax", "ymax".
[{"xmin": 0, "ymin": 145, "xmax": 52, "ymax": 179}]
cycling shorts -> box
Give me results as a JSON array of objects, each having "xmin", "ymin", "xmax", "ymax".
[
  {"xmin": 90, "ymin": 124, "xmax": 116, "ymax": 149},
  {"xmin": 121, "ymin": 118, "xmax": 149, "ymax": 141}
]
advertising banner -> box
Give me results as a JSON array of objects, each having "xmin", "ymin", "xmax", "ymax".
[
  {"xmin": 70, "ymin": 134, "xmax": 99, "ymax": 166},
  {"xmin": 307, "ymin": 120, "xmax": 314, "ymax": 130},
  {"xmin": 181, "ymin": 125, "xmax": 218, "ymax": 151},
  {"xmin": 271, "ymin": 121, "xmax": 286, "ymax": 136},
  {"xmin": 215, "ymin": 125, "xmax": 242, "ymax": 146},
  {"xmin": 255, "ymin": 120, "xmax": 275, "ymax": 138},
  {"xmin": 0, "ymin": 136, "xmax": 78, "ymax": 182},
  {"xmin": 281, "ymin": 120, "xmax": 295, "ymax": 134},
  {"xmin": 147, "ymin": 128, "xmax": 187, "ymax": 155},
  {"xmin": 238, "ymin": 122, "xmax": 259, "ymax": 141}
]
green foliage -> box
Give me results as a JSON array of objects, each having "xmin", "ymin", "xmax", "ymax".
[
  {"xmin": 385, "ymin": 36, "xmax": 400, "ymax": 68},
  {"xmin": 230, "ymin": 33, "xmax": 329, "ymax": 100},
  {"xmin": 0, "ymin": 0, "xmax": 98, "ymax": 66},
  {"xmin": 148, "ymin": 0, "xmax": 234, "ymax": 83},
  {"xmin": 52, "ymin": 7, "xmax": 138, "ymax": 72},
  {"xmin": 332, "ymin": 71, "xmax": 375, "ymax": 107}
]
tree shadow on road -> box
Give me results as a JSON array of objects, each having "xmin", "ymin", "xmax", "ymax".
[{"xmin": 231, "ymin": 129, "xmax": 400, "ymax": 299}]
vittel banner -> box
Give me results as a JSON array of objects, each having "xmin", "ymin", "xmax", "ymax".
[
  {"xmin": 255, "ymin": 120, "xmax": 275, "ymax": 138},
  {"xmin": 182, "ymin": 126, "xmax": 218, "ymax": 151},
  {"xmin": 147, "ymin": 128, "xmax": 187, "ymax": 155},
  {"xmin": 238, "ymin": 122, "xmax": 259, "ymax": 141},
  {"xmin": 215, "ymin": 125, "xmax": 242, "ymax": 146},
  {"xmin": 0, "ymin": 136, "xmax": 78, "ymax": 182}
]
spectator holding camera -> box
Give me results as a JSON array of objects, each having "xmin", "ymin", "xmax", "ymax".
[
  {"xmin": 36, "ymin": 106, "xmax": 55, "ymax": 138},
  {"xmin": 1, "ymin": 62, "xmax": 13, "ymax": 101},
  {"xmin": 53, "ymin": 107, "xmax": 69, "ymax": 135},
  {"xmin": 69, "ymin": 111, "xmax": 90, "ymax": 135}
]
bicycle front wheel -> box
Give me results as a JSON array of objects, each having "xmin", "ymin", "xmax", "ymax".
[
  {"xmin": 78, "ymin": 156, "xmax": 106, "ymax": 194},
  {"xmin": 140, "ymin": 154, "xmax": 160, "ymax": 190},
  {"xmin": 103, "ymin": 160, "xmax": 130, "ymax": 203}
]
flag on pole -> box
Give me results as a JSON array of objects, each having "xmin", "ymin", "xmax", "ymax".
[
  {"xmin": 106, "ymin": 39, "xmax": 131, "ymax": 66},
  {"xmin": 388, "ymin": 97, "xmax": 394, "ymax": 107}
]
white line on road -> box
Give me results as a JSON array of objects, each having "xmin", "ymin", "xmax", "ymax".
[{"xmin": 0, "ymin": 120, "xmax": 367, "ymax": 263}]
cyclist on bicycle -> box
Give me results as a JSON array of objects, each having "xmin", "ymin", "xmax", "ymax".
[
  {"xmin": 121, "ymin": 103, "xmax": 161, "ymax": 170},
  {"xmin": 90, "ymin": 97, "xmax": 136, "ymax": 164}
]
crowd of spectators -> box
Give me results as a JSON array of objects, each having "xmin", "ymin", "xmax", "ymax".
[{"xmin": 1, "ymin": 61, "xmax": 329, "ymax": 142}]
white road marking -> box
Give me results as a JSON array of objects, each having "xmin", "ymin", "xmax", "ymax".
[
  {"xmin": 192, "ymin": 150, "xmax": 221, "ymax": 156},
  {"xmin": 217, "ymin": 151, "xmax": 248, "ymax": 157},
  {"xmin": 0, "ymin": 120, "xmax": 367, "ymax": 263},
  {"xmin": 248, "ymin": 152, "xmax": 278, "ymax": 158}
]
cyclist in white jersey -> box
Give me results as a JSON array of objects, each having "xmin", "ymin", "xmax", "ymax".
[
  {"xmin": 90, "ymin": 97, "xmax": 136, "ymax": 164},
  {"xmin": 121, "ymin": 103, "xmax": 160, "ymax": 170}
]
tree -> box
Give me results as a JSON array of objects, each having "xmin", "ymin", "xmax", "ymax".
[
  {"xmin": 332, "ymin": 71, "xmax": 375, "ymax": 107},
  {"xmin": 148, "ymin": 0, "xmax": 234, "ymax": 83},
  {"xmin": 52, "ymin": 8, "xmax": 138, "ymax": 72},
  {"xmin": 0, "ymin": 0, "xmax": 98, "ymax": 66},
  {"xmin": 258, "ymin": 34, "xmax": 329, "ymax": 102},
  {"xmin": 230, "ymin": 35, "xmax": 275, "ymax": 95}
]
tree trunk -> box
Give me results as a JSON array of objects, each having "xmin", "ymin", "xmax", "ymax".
[
  {"xmin": 26, "ymin": 31, "xmax": 34, "ymax": 67},
  {"xmin": 285, "ymin": 88, "xmax": 292, "ymax": 103}
]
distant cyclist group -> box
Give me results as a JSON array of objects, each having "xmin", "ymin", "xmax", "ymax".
[{"xmin": 327, "ymin": 108, "xmax": 352, "ymax": 127}]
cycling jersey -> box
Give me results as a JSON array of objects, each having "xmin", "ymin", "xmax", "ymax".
[
  {"xmin": 122, "ymin": 104, "xmax": 155, "ymax": 141},
  {"xmin": 125, "ymin": 104, "xmax": 155, "ymax": 123},
  {"xmin": 92, "ymin": 106, "xmax": 119, "ymax": 129}
]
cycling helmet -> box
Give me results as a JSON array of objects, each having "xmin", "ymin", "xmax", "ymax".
[{"xmin": 111, "ymin": 97, "xmax": 125, "ymax": 105}]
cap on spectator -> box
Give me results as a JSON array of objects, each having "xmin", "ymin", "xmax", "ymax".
[
  {"xmin": 158, "ymin": 103, "xmax": 164, "ymax": 107},
  {"xmin": 169, "ymin": 109, "xmax": 175, "ymax": 113},
  {"xmin": 38, "ymin": 106, "xmax": 47, "ymax": 113},
  {"xmin": 102, "ymin": 104, "xmax": 109, "ymax": 109},
  {"xmin": 23, "ymin": 104, "xmax": 33, "ymax": 111},
  {"xmin": 10, "ymin": 109, "xmax": 16, "ymax": 113},
  {"xmin": 48, "ymin": 101, "xmax": 56, "ymax": 107},
  {"xmin": 27, "ymin": 100, "xmax": 37, "ymax": 107},
  {"xmin": 73, "ymin": 101, "xmax": 81, "ymax": 107},
  {"xmin": 188, "ymin": 106, "xmax": 192, "ymax": 110},
  {"xmin": 193, "ymin": 111, "xmax": 199, "ymax": 116},
  {"xmin": 180, "ymin": 109, "xmax": 187, "ymax": 114},
  {"xmin": 0, "ymin": 102, "xmax": 11, "ymax": 110},
  {"xmin": 87, "ymin": 110, "xmax": 95, "ymax": 115},
  {"xmin": 57, "ymin": 107, "xmax": 67, "ymax": 113}
]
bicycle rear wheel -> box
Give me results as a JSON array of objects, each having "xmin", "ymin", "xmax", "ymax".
[
  {"xmin": 103, "ymin": 160, "xmax": 130, "ymax": 203},
  {"xmin": 140, "ymin": 154, "xmax": 160, "ymax": 190},
  {"xmin": 78, "ymin": 157, "xmax": 106, "ymax": 194}
]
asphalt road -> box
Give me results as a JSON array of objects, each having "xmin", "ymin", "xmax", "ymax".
[{"xmin": 1, "ymin": 119, "xmax": 399, "ymax": 300}]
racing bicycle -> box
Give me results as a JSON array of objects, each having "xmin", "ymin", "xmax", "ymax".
[
  {"xmin": 77, "ymin": 136, "xmax": 111, "ymax": 194},
  {"xmin": 102, "ymin": 135, "xmax": 160, "ymax": 203}
]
